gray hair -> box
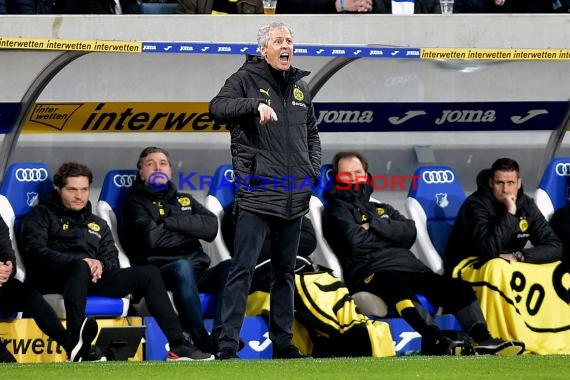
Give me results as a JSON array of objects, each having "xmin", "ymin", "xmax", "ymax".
[{"xmin": 257, "ymin": 22, "xmax": 294, "ymax": 50}]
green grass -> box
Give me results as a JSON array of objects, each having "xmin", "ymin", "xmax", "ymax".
[{"xmin": 2, "ymin": 355, "xmax": 569, "ymax": 380}]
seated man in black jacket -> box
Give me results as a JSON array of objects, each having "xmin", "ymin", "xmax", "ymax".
[
  {"xmin": 122, "ymin": 147, "xmax": 231, "ymax": 355},
  {"xmin": 21, "ymin": 162, "xmax": 213, "ymax": 361},
  {"xmin": 0, "ymin": 218, "xmax": 73, "ymax": 363},
  {"xmin": 323, "ymin": 151, "xmax": 524, "ymax": 356},
  {"xmin": 446, "ymin": 158, "xmax": 567, "ymax": 355},
  {"xmin": 446, "ymin": 157, "xmax": 562, "ymax": 273}
]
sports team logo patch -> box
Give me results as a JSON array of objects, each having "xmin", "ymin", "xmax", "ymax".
[
  {"xmin": 293, "ymin": 87, "xmax": 304, "ymax": 102},
  {"xmin": 178, "ymin": 196, "xmax": 191, "ymax": 207},
  {"xmin": 519, "ymin": 218, "xmax": 528, "ymax": 232},
  {"xmin": 376, "ymin": 207, "xmax": 385, "ymax": 216},
  {"xmin": 88, "ymin": 222, "xmax": 101, "ymax": 232}
]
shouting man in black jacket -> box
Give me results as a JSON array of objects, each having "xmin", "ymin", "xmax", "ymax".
[
  {"xmin": 21, "ymin": 162, "xmax": 213, "ymax": 361},
  {"xmin": 323, "ymin": 151, "xmax": 524, "ymax": 356},
  {"xmin": 210, "ymin": 21, "xmax": 321, "ymax": 360},
  {"xmin": 122, "ymin": 146, "xmax": 231, "ymax": 355}
]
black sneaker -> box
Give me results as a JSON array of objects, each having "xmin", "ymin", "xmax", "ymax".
[
  {"xmin": 0, "ymin": 341, "xmax": 17, "ymax": 363},
  {"xmin": 272, "ymin": 344, "xmax": 309, "ymax": 359},
  {"xmin": 474, "ymin": 338, "xmax": 525, "ymax": 356},
  {"xmin": 434, "ymin": 336, "xmax": 466, "ymax": 356},
  {"xmin": 218, "ymin": 348, "xmax": 239, "ymax": 360},
  {"xmin": 195, "ymin": 335, "xmax": 220, "ymax": 355},
  {"xmin": 167, "ymin": 343, "xmax": 214, "ymax": 361},
  {"xmin": 86, "ymin": 346, "xmax": 108, "ymax": 362},
  {"xmin": 70, "ymin": 317, "xmax": 99, "ymax": 362}
]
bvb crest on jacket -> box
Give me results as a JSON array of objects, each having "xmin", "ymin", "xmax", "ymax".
[
  {"xmin": 87, "ymin": 222, "xmax": 101, "ymax": 238},
  {"xmin": 177, "ymin": 196, "xmax": 192, "ymax": 210},
  {"xmin": 519, "ymin": 217, "xmax": 529, "ymax": 232},
  {"xmin": 88, "ymin": 222, "xmax": 101, "ymax": 232},
  {"xmin": 293, "ymin": 86, "xmax": 304, "ymax": 102}
]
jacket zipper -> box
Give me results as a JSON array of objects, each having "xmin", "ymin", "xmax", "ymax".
[{"xmin": 283, "ymin": 84, "xmax": 293, "ymax": 218}]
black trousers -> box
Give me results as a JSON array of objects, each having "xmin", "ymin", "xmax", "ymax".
[
  {"xmin": 355, "ymin": 271, "xmax": 478, "ymax": 315},
  {"xmin": 219, "ymin": 210, "xmax": 302, "ymax": 351},
  {"xmin": 0, "ymin": 278, "xmax": 68, "ymax": 349},
  {"xmin": 32, "ymin": 261, "xmax": 184, "ymax": 346}
]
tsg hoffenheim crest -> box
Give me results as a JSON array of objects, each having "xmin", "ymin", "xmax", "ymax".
[{"xmin": 435, "ymin": 193, "xmax": 449, "ymax": 208}]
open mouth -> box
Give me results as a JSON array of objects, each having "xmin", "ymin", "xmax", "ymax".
[{"xmin": 279, "ymin": 51, "xmax": 290, "ymax": 64}]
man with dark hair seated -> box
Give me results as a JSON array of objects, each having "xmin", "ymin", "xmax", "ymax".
[
  {"xmin": 122, "ymin": 146, "xmax": 232, "ymax": 355},
  {"xmin": 20, "ymin": 162, "xmax": 213, "ymax": 361},
  {"xmin": 446, "ymin": 157, "xmax": 567, "ymax": 355}
]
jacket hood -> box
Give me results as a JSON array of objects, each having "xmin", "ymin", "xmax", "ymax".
[
  {"xmin": 240, "ymin": 54, "xmax": 310, "ymax": 87},
  {"xmin": 131, "ymin": 176, "xmax": 178, "ymax": 200},
  {"xmin": 328, "ymin": 176, "xmax": 375, "ymax": 205},
  {"xmin": 476, "ymin": 168, "xmax": 525, "ymax": 200}
]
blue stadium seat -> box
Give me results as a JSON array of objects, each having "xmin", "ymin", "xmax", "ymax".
[
  {"xmin": 405, "ymin": 165, "xmax": 466, "ymax": 275},
  {"xmin": 203, "ymin": 163, "xmax": 235, "ymax": 266},
  {"xmin": 0, "ymin": 162, "xmax": 52, "ymax": 282},
  {"xmin": 306, "ymin": 164, "xmax": 342, "ymax": 277},
  {"xmin": 0, "ymin": 162, "xmax": 128, "ymax": 319},
  {"xmin": 95, "ymin": 169, "xmax": 138, "ymax": 269},
  {"xmin": 534, "ymin": 157, "xmax": 570, "ymax": 220}
]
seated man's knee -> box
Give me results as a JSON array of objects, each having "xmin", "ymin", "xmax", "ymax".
[
  {"xmin": 136, "ymin": 264, "xmax": 162, "ymax": 280},
  {"xmin": 169, "ymin": 258, "xmax": 196, "ymax": 279},
  {"xmin": 480, "ymin": 258, "xmax": 512, "ymax": 274},
  {"xmin": 69, "ymin": 260, "xmax": 92, "ymax": 277},
  {"xmin": 451, "ymin": 278, "xmax": 478, "ymax": 302}
]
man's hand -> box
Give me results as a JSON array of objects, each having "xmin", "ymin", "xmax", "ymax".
[
  {"xmin": 361, "ymin": 222, "xmax": 370, "ymax": 230},
  {"xmin": 499, "ymin": 251, "xmax": 524, "ymax": 262},
  {"xmin": 499, "ymin": 253, "xmax": 515, "ymax": 261},
  {"xmin": 0, "ymin": 261, "xmax": 13, "ymax": 286},
  {"xmin": 336, "ymin": 0, "xmax": 373, "ymax": 12},
  {"xmin": 497, "ymin": 193, "xmax": 517, "ymax": 215},
  {"xmin": 83, "ymin": 258, "xmax": 103, "ymax": 283},
  {"xmin": 258, "ymin": 103, "xmax": 278, "ymax": 125}
]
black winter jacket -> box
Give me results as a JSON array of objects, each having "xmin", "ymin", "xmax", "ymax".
[
  {"xmin": 323, "ymin": 181, "xmax": 430, "ymax": 288},
  {"xmin": 445, "ymin": 169, "xmax": 562, "ymax": 275},
  {"xmin": 0, "ymin": 217, "xmax": 16, "ymax": 281},
  {"xmin": 20, "ymin": 191, "xmax": 120, "ymax": 285},
  {"xmin": 210, "ymin": 55, "xmax": 321, "ymax": 220},
  {"xmin": 122, "ymin": 179, "xmax": 217, "ymax": 269}
]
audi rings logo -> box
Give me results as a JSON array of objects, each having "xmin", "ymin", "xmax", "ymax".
[
  {"xmin": 113, "ymin": 174, "xmax": 136, "ymax": 188},
  {"xmin": 325, "ymin": 168, "xmax": 334, "ymax": 182},
  {"xmin": 422, "ymin": 170, "xmax": 455, "ymax": 184},
  {"xmin": 15, "ymin": 168, "xmax": 49, "ymax": 182},
  {"xmin": 555, "ymin": 163, "xmax": 570, "ymax": 177},
  {"xmin": 224, "ymin": 169, "xmax": 235, "ymax": 183}
]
